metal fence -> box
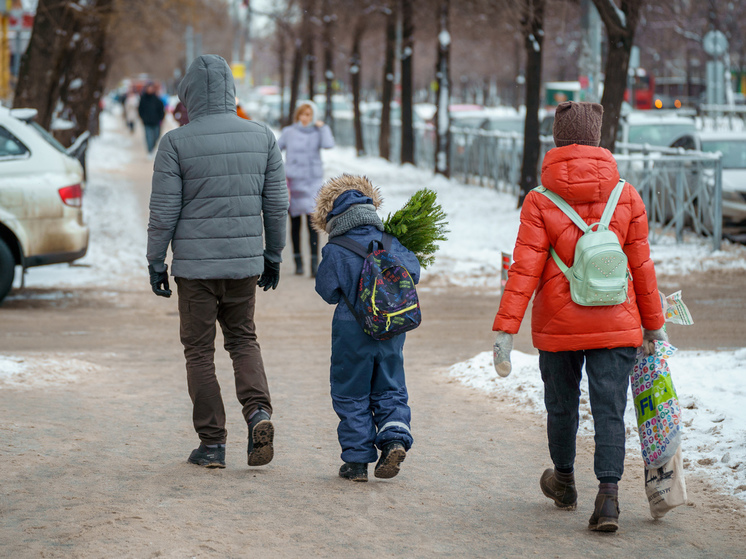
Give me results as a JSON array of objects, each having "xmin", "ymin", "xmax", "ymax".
[
  {"xmin": 699, "ymin": 104, "xmax": 746, "ymax": 131},
  {"xmin": 332, "ymin": 117, "xmax": 724, "ymax": 250}
]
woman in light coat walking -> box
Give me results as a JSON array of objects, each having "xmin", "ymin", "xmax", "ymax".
[{"xmin": 277, "ymin": 101, "xmax": 335, "ymax": 277}]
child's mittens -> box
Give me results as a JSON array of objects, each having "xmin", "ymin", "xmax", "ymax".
[
  {"xmin": 642, "ymin": 327, "xmax": 668, "ymax": 356},
  {"xmin": 493, "ymin": 331, "xmax": 513, "ymax": 378}
]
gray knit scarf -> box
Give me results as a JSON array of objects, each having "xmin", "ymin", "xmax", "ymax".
[{"xmin": 326, "ymin": 204, "xmax": 384, "ymax": 238}]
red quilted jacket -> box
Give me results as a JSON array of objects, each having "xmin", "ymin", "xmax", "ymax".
[{"xmin": 492, "ymin": 144, "xmax": 664, "ymax": 352}]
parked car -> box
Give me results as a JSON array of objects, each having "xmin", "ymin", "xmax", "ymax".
[
  {"xmin": 0, "ymin": 106, "xmax": 89, "ymax": 304},
  {"xmin": 617, "ymin": 111, "xmax": 697, "ymax": 150},
  {"xmin": 671, "ymin": 131, "xmax": 746, "ymax": 224}
]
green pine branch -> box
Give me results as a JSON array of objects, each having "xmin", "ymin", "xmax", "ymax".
[{"xmin": 383, "ymin": 188, "xmax": 449, "ymax": 269}]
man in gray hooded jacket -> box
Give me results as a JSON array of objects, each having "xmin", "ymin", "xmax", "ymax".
[{"xmin": 146, "ymin": 55, "xmax": 288, "ymax": 469}]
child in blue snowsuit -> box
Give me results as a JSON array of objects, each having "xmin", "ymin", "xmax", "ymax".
[{"xmin": 312, "ymin": 174, "xmax": 420, "ymax": 482}]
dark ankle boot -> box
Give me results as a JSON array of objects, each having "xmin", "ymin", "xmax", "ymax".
[
  {"xmin": 294, "ymin": 254, "xmax": 303, "ymax": 275},
  {"xmin": 339, "ymin": 462, "xmax": 368, "ymax": 482},
  {"xmin": 310, "ymin": 254, "xmax": 319, "ymax": 278},
  {"xmin": 588, "ymin": 483, "xmax": 620, "ymax": 532},
  {"xmin": 540, "ymin": 468, "xmax": 577, "ymax": 510}
]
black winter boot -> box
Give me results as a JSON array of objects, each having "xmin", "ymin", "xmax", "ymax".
[
  {"xmin": 540, "ymin": 468, "xmax": 578, "ymax": 510},
  {"xmin": 374, "ymin": 442, "xmax": 407, "ymax": 479},
  {"xmin": 310, "ymin": 254, "xmax": 319, "ymax": 278},
  {"xmin": 339, "ymin": 462, "xmax": 368, "ymax": 482},
  {"xmin": 247, "ymin": 408, "xmax": 274, "ymax": 467},
  {"xmin": 588, "ymin": 483, "xmax": 620, "ymax": 532},
  {"xmin": 294, "ymin": 254, "xmax": 303, "ymax": 275},
  {"xmin": 187, "ymin": 443, "xmax": 226, "ymax": 468}
]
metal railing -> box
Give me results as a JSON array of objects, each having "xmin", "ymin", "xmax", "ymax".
[
  {"xmin": 699, "ymin": 104, "xmax": 746, "ymax": 132},
  {"xmin": 332, "ymin": 116, "xmax": 723, "ymax": 250}
]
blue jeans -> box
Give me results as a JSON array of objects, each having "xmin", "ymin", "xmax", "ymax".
[
  {"xmin": 144, "ymin": 124, "xmax": 161, "ymax": 153},
  {"xmin": 330, "ymin": 320, "xmax": 413, "ymax": 464},
  {"xmin": 539, "ymin": 347, "xmax": 636, "ymax": 481}
]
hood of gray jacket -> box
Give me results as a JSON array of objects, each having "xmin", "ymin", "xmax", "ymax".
[{"xmin": 178, "ymin": 55, "xmax": 236, "ymax": 120}]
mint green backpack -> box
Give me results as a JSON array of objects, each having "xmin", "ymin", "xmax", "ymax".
[{"xmin": 534, "ymin": 179, "xmax": 630, "ymax": 307}]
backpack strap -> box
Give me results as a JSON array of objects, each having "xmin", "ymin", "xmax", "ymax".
[
  {"xmin": 381, "ymin": 232, "xmax": 394, "ymax": 251},
  {"xmin": 599, "ymin": 179, "xmax": 626, "ymax": 229},
  {"xmin": 533, "ymin": 186, "xmax": 589, "ymax": 232},
  {"xmin": 327, "ymin": 236, "xmax": 368, "ymax": 258}
]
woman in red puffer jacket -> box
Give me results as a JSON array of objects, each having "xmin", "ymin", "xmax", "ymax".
[{"xmin": 492, "ymin": 102, "xmax": 667, "ymax": 533}]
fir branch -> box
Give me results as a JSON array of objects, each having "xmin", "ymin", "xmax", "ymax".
[{"xmin": 383, "ymin": 188, "xmax": 449, "ymax": 268}]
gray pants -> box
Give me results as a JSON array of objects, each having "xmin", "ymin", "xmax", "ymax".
[
  {"xmin": 539, "ymin": 347, "xmax": 636, "ymax": 481},
  {"xmin": 176, "ymin": 276, "xmax": 271, "ymax": 445}
]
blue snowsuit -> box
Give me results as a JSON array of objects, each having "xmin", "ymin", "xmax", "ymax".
[{"xmin": 315, "ymin": 191, "xmax": 420, "ymax": 464}]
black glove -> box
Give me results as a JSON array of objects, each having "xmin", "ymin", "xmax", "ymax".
[
  {"xmin": 148, "ymin": 264, "xmax": 172, "ymax": 297},
  {"xmin": 257, "ymin": 258, "xmax": 280, "ymax": 291}
]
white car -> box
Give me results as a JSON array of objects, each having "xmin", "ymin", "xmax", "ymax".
[
  {"xmin": 0, "ymin": 106, "xmax": 89, "ymax": 303},
  {"xmin": 671, "ymin": 131, "xmax": 746, "ymax": 224}
]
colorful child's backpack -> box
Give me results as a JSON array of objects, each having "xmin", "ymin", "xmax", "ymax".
[
  {"xmin": 327, "ymin": 233, "xmax": 421, "ymax": 340},
  {"xmin": 534, "ymin": 179, "xmax": 630, "ymax": 307}
]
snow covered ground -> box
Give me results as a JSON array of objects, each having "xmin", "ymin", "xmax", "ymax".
[{"xmin": 5, "ymin": 120, "xmax": 746, "ymax": 502}]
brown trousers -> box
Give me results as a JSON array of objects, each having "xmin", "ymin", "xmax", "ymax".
[{"xmin": 176, "ymin": 276, "xmax": 271, "ymax": 445}]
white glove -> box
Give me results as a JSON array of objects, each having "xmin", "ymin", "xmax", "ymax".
[
  {"xmin": 493, "ymin": 331, "xmax": 513, "ymax": 378},
  {"xmin": 642, "ymin": 327, "xmax": 668, "ymax": 356}
]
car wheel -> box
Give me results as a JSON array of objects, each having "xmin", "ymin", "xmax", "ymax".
[{"xmin": 0, "ymin": 239, "xmax": 15, "ymax": 304}]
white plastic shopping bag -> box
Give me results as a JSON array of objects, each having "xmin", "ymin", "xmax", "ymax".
[{"xmin": 644, "ymin": 446, "xmax": 687, "ymax": 519}]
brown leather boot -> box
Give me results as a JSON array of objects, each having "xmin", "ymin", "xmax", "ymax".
[
  {"xmin": 540, "ymin": 468, "xmax": 577, "ymax": 510},
  {"xmin": 588, "ymin": 483, "xmax": 620, "ymax": 532}
]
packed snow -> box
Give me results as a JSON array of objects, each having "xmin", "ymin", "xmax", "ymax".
[{"xmin": 4, "ymin": 114, "xmax": 746, "ymax": 503}]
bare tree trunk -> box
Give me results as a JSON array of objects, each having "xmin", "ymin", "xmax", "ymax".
[
  {"xmin": 379, "ymin": 3, "xmax": 396, "ymax": 161},
  {"xmin": 288, "ymin": 37, "xmax": 303, "ymax": 126},
  {"xmin": 351, "ymin": 16, "xmax": 366, "ymax": 156},
  {"xmin": 592, "ymin": 0, "xmax": 643, "ymax": 152},
  {"xmin": 278, "ymin": 32, "xmax": 287, "ymax": 124},
  {"xmin": 400, "ymin": 0, "xmax": 415, "ymax": 165},
  {"xmin": 14, "ymin": 0, "xmax": 113, "ymax": 141},
  {"xmin": 434, "ymin": 0, "xmax": 450, "ymax": 177},
  {"xmin": 322, "ymin": 1, "xmax": 335, "ymax": 125},
  {"xmin": 303, "ymin": 0, "xmax": 316, "ymax": 101},
  {"xmin": 518, "ymin": 0, "xmax": 545, "ymax": 207}
]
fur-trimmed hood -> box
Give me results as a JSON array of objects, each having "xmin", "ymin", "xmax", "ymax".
[{"xmin": 311, "ymin": 174, "xmax": 383, "ymax": 233}]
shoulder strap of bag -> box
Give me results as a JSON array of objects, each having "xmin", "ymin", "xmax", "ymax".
[
  {"xmin": 599, "ymin": 179, "xmax": 626, "ymax": 230},
  {"xmin": 327, "ymin": 236, "xmax": 369, "ymax": 258},
  {"xmin": 533, "ymin": 186, "xmax": 589, "ymax": 232}
]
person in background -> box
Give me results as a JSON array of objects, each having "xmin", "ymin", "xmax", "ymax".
[
  {"xmin": 138, "ymin": 82, "xmax": 165, "ymax": 154},
  {"xmin": 173, "ymin": 100, "xmax": 189, "ymax": 126},
  {"xmin": 146, "ymin": 55, "xmax": 288, "ymax": 470},
  {"xmin": 236, "ymin": 97, "xmax": 251, "ymax": 120},
  {"xmin": 124, "ymin": 88, "xmax": 139, "ymax": 133},
  {"xmin": 491, "ymin": 101, "xmax": 667, "ymax": 533},
  {"xmin": 277, "ymin": 101, "xmax": 334, "ymax": 277}
]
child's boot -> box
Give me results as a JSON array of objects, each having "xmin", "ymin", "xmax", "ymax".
[
  {"xmin": 294, "ymin": 254, "xmax": 303, "ymax": 275},
  {"xmin": 540, "ymin": 468, "xmax": 577, "ymax": 510},
  {"xmin": 588, "ymin": 483, "xmax": 620, "ymax": 532},
  {"xmin": 374, "ymin": 441, "xmax": 406, "ymax": 479},
  {"xmin": 339, "ymin": 462, "xmax": 368, "ymax": 482}
]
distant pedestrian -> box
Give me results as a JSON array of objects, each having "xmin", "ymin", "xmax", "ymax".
[
  {"xmin": 124, "ymin": 89, "xmax": 139, "ymax": 133},
  {"xmin": 138, "ymin": 82, "xmax": 165, "ymax": 154},
  {"xmin": 146, "ymin": 55, "xmax": 288, "ymax": 470},
  {"xmin": 173, "ymin": 100, "xmax": 189, "ymax": 126},
  {"xmin": 278, "ymin": 101, "xmax": 334, "ymax": 277},
  {"xmin": 236, "ymin": 97, "xmax": 251, "ymax": 120},
  {"xmin": 491, "ymin": 101, "xmax": 667, "ymax": 532},
  {"xmin": 312, "ymin": 174, "xmax": 420, "ymax": 482}
]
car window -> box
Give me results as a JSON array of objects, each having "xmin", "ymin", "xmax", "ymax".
[
  {"xmin": 701, "ymin": 140, "xmax": 746, "ymax": 169},
  {"xmin": 0, "ymin": 126, "xmax": 29, "ymax": 158},
  {"xmin": 29, "ymin": 121, "xmax": 67, "ymax": 154},
  {"xmin": 627, "ymin": 123, "xmax": 696, "ymax": 146}
]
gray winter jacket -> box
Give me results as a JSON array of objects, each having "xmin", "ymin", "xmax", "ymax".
[{"xmin": 146, "ymin": 55, "xmax": 288, "ymax": 279}]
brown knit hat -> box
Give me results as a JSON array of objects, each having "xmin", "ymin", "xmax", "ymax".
[{"xmin": 552, "ymin": 101, "xmax": 603, "ymax": 147}]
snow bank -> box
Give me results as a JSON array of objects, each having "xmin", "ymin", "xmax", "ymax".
[
  {"xmin": 0, "ymin": 354, "xmax": 103, "ymax": 389},
  {"xmin": 449, "ymin": 348, "xmax": 746, "ymax": 502}
]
